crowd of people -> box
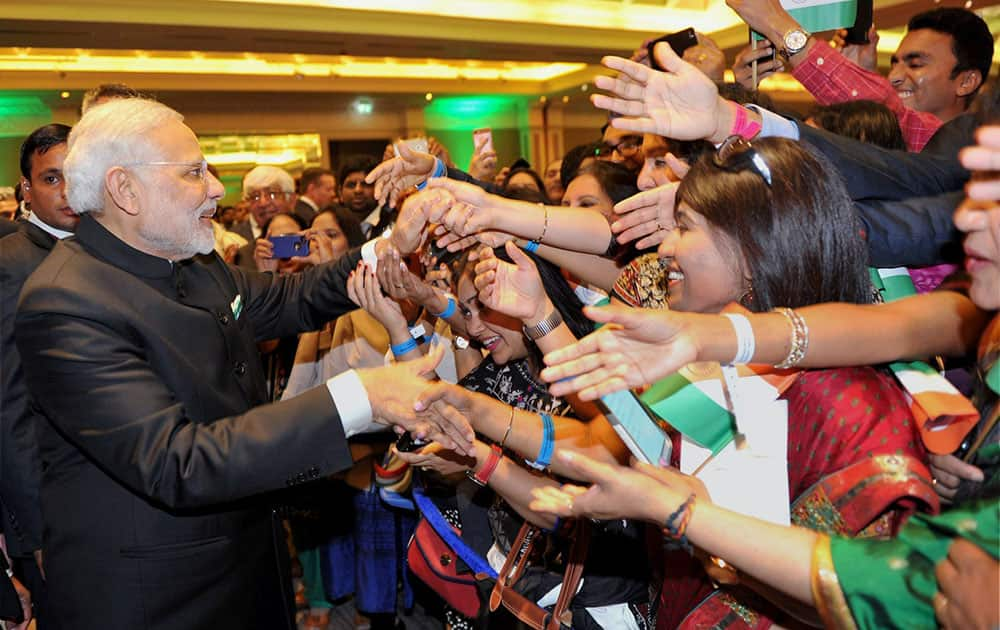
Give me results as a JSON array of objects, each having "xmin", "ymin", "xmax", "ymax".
[{"xmin": 0, "ymin": 2, "xmax": 997, "ymax": 629}]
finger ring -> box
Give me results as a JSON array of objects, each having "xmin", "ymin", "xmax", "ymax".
[{"xmin": 932, "ymin": 477, "xmax": 938, "ymax": 485}]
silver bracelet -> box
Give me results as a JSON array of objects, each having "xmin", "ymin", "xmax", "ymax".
[
  {"xmin": 773, "ymin": 307, "xmax": 809, "ymax": 369},
  {"xmin": 522, "ymin": 308, "xmax": 562, "ymax": 340}
]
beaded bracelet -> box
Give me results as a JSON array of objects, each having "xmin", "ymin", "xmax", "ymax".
[
  {"xmin": 773, "ymin": 307, "xmax": 809, "ymax": 369},
  {"xmin": 526, "ymin": 412, "xmax": 555, "ymax": 470}
]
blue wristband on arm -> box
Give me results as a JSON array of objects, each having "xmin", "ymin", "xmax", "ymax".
[
  {"xmin": 432, "ymin": 295, "xmax": 456, "ymax": 319},
  {"xmin": 527, "ymin": 412, "xmax": 555, "ymax": 470},
  {"xmin": 391, "ymin": 338, "xmax": 418, "ymax": 357},
  {"xmin": 524, "ymin": 240, "xmax": 540, "ymax": 253},
  {"xmin": 415, "ymin": 158, "xmax": 447, "ymax": 191}
]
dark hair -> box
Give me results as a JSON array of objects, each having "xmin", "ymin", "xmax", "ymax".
[
  {"xmin": 20, "ymin": 123, "xmax": 71, "ymax": 179},
  {"xmin": 676, "ymin": 137, "xmax": 871, "ymax": 311},
  {"xmin": 299, "ymin": 167, "xmax": 334, "ymax": 194},
  {"xmin": 560, "ymin": 142, "xmax": 603, "ymax": 189},
  {"xmin": 908, "ymin": 8, "xmax": 994, "ymax": 103},
  {"xmin": 501, "ymin": 168, "xmax": 545, "ymax": 195},
  {"xmin": 574, "ymin": 160, "xmax": 639, "ymax": 206},
  {"xmin": 809, "ymin": 100, "xmax": 906, "ymax": 150},
  {"xmin": 455, "ymin": 247, "xmax": 592, "ymax": 341},
  {"xmin": 337, "ymin": 155, "xmax": 379, "ymax": 190},
  {"xmin": 501, "ymin": 184, "xmax": 549, "ymax": 204},
  {"xmin": 312, "ymin": 206, "xmax": 366, "ymax": 248},
  {"xmin": 261, "ymin": 212, "xmax": 307, "ymax": 234}
]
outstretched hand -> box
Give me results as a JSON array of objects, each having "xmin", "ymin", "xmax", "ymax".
[
  {"xmin": 365, "ymin": 141, "xmax": 437, "ymax": 208},
  {"xmin": 541, "ymin": 304, "xmax": 700, "ymax": 399},
  {"xmin": 611, "ymin": 182, "xmax": 679, "ymax": 249},
  {"xmin": 357, "ymin": 344, "xmax": 476, "ymax": 455},
  {"xmin": 474, "ymin": 242, "xmax": 551, "ymax": 324},
  {"xmin": 961, "ymin": 125, "xmax": 1000, "ymax": 201},
  {"xmin": 592, "ymin": 43, "xmax": 725, "ymax": 142}
]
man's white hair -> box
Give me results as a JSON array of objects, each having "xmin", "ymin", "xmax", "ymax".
[
  {"xmin": 242, "ymin": 166, "xmax": 295, "ymax": 197},
  {"xmin": 64, "ymin": 99, "xmax": 183, "ymax": 214}
]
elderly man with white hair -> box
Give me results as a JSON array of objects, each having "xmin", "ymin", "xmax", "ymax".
[
  {"xmin": 229, "ymin": 164, "xmax": 296, "ymax": 244},
  {"xmin": 13, "ymin": 98, "xmax": 473, "ymax": 630}
]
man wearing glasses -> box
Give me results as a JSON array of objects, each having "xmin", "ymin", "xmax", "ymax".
[
  {"xmin": 229, "ymin": 165, "xmax": 297, "ymax": 244},
  {"xmin": 13, "ymin": 98, "xmax": 473, "ymax": 629},
  {"xmin": 598, "ymin": 122, "xmax": 645, "ymax": 174}
]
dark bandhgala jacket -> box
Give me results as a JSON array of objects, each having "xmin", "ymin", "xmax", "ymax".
[{"xmin": 15, "ymin": 214, "xmax": 365, "ymax": 629}]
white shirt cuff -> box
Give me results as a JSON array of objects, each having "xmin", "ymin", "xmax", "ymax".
[
  {"xmin": 360, "ymin": 238, "xmax": 381, "ymax": 272},
  {"xmin": 325, "ymin": 369, "xmax": 381, "ymax": 438},
  {"xmin": 745, "ymin": 105, "xmax": 800, "ymax": 141}
]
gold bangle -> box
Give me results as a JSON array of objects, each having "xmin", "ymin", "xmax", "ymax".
[
  {"xmin": 498, "ymin": 406, "xmax": 515, "ymax": 450},
  {"xmin": 773, "ymin": 307, "xmax": 809, "ymax": 369}
]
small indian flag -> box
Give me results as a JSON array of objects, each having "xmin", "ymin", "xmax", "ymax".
[{"xmin": 752, "ymin": 0, "xmax": 857, "ymax": 40}]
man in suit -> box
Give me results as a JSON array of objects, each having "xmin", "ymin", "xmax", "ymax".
[
  {"xmin": 230, "ymin": 165, "xmax": 298, "ymax": 270},
  {"xmin": 0, "ymin": 122, "xmax": 78, "ymax": 630},
  {"xmin": 14, "ymin": 98, "xmax": 472, "ymax": 629},
  {"xmin": 0, "ymin": 217, "xmax": 16, "ymax": 237},
  {"xmin": 294, "ymin": 167, "xmax": 337, "ymax": 226}
]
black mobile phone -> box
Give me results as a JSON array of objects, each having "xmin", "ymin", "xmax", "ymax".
[
  {"xmin": 427, "ymin": 238, "xmax": 463, "ymax": 268},
  {"xmin": 749, "ymin": 30, "xmax": 776, "ymax": 66},
  {"xmin": 842, "ymin": 0, "xmax": 874, "ymax": 45},
  {"xmin": 396, "ymin": 433, "xmax": 429, "ymax": 453},
  {"xmin": 648, "ymin": 28, "xmax": 698, "ymax": 70},
  {"xmin": 268, "ymin": 234, "xmax": 310, "ymax": 259}
]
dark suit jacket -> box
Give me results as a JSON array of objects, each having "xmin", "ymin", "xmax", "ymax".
[
  {"xmin": 15, "ymin": 214, "xmax": 363, "ymax": 629},
  {"xmin": 0, "ymin": 218, "xmax": 16, "ymax": 238},
  {"xmin": 798, "ymin": 118, "xmax": 973, "ymax": 267},
  {"xmin": 293, "ymin": 198, "xmax": 318, "ymax": 226},
  {"xmin": 0, "ymin": 221, "xmax": 55, "ymax": 559}
]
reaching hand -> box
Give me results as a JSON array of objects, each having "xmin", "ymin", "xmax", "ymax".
[
  {"xmin": 389, "ymin": 188, "xmax": 452, "ymax": 255},
  {"xmin": 469, "ymin": 134, "xmax": 499, "ymax": 182},
  {"xmin": 592, "ymin": 43, "xmax": 725, "ymax": 142},
  {"xmin": 541, "ymin": 304, "xmax": 701, "ymax": 400},
  {"xmin": 305, "ymin": 230, "xmax": 338, "ymax": 265},
  {"xmin": 528, "ymin": 451, "xmax": 689, "ymax": 522},
  {"xmin": 395, "ymin": 440, "xmax": 478, "ymax": 476},
  {"xmin": 934, "ymin": 538, "xmax": 1000, "ymax": 630},
  {"xmin": 347, "ymin": 262, "xmax": 408, "ymax": 333},
  {"xmin": 7, "ymin": 575, "xmax": 32, "ymax": 630},
  {"xmin": 357, "ymin": 344, "xmax": 476, "ymax": 455},
  {"xmin": 474, "ymin": 242, "xmax": 551, "ymax": 324},
  {"xmin": 831, "ymin": 26, "xmax": 879, "ymax": 72},
  {"xmin": 413, "ymin": 381, "xmax": 487, "ymax": 434},
  {"xmin": 433, "ymin": 227, "xmax": 515, "ymax": 254},
  {"xmin": 612, "ymin": 182, "xmax": 679, "ymax": 249},
  {"xmin": 961, "ymin": 125, "xmax": 1000, "ymax": 201},
  {"xmin": 928, "ymin": 453, "xmax": 984, "ymax": 502},
  {"xmin": 253, "ymin": 238, "xmax": 278, "ymax": 273},
  {"xmin": 364, "ymin": 142, "xmax": 437, "ymax": 208},
  {"xmin": 732, "ymin": 44, "xmax": 785, "ymax": 90},
  {"xmin": 682, "ymin": 32, "xmax": 726, "ymax": 82}
]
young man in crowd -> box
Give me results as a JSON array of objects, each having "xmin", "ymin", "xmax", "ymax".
[
  {"xmin": 337, "ymin": 154, "xmax": 380, "ymax": 235},
  {"xmin": 0, "ymin": 123, "xmax": 78, "ymax": 629},
  {"xmin": 294, "ymin": 167, "xmax": 337, "ymax": 225}
]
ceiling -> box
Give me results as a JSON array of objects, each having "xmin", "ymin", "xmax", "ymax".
[{"xmin": 0, "ymin": 0, "xmax": 997, "ymax": 109}]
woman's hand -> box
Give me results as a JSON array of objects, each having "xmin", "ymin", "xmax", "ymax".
[
  {"xmin": 928, "ymin": 453, "xmax": 984, "ymax": 502},
  {"xmin": 528, "ymin": 450, "xmax": 694, "ymax": 523},
  {"xmin": 541, "ymin": 304, "xmax": 702, "ymax": 400},
  {"xmin": 413, "ymin": 381, "xmax": 487, "ymax": 433},
  {"xmin": 395, "ymin": 441, "xmax": 478, "ymax": 476},
  {"xmin": 961, "ymin": 125, "xmax": 1000, "ymax": 201},
  {"xmin": 612, "ymin": 181, "xmax": 679, "ymax": 249},
  {"xmin": 934, "ymin": 538, "xmax": 1000, "ymax": 630},
  {"xmin": 253, "ymin": 237, "xmax": 278, "ymax": 273},
  {"xmin": 731, "ymin": 43, "xmax": 785, "ymax": 89},
  {"xmin": 423, "ymin": 177, "xmax": 495, "ymax": 231},
  {"xmin": 474, "ymin": 242, "xmax": 552, "ymax": 325},
  {"xmin": 592, "ymin": 44, "xmax": 724, "ymax": 142},
  {"xmin": 347, "ymin": 262, "xmax": 408, "ymax": 334},
  {"xmin": 305, "ymin": 230, "xmax": 337, "ymax": 265}
]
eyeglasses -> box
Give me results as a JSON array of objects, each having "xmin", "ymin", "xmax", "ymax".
[
  {"xmin": 713, "ymin": 135, "xmax": 772, "ymax": 186},
  {"xmin": 246, "ymin": 190, "xmax": 294, "ymax": 203},
  {"xmin": 127, "ymin": 159, "xmax": 211, "ymax": 182},
  {"xmin": 596, "ymin": 137, "xmax": 643, "ymax": 158}
]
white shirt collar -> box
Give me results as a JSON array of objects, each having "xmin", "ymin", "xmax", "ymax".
[
  {"xmin": 299, "ymin": 195, "xmax": 319, "ymax": 212},
  {"xmin": 27, "ymin": 211, "xmax": 74, "ymax": 240},
  {"xmin": 249, "ymin": 214, "xmax": 262, "ymax": 240}
]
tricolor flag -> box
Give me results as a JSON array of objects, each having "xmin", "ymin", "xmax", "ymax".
[{"xmin": 752, "ymin": 0, "xmax": 857, "ymax": 41}]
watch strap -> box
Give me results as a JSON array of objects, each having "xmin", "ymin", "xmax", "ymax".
[
  {"xmin": 523, "ymin": 308, "xmax": 563, "ymax": 340},
  {"xmin": 468, "ymin": 444, "xmax": 503, "ymax": 487}
]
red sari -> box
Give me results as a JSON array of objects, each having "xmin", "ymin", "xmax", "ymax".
[{"xmin": 655, "ymin": 366, "xmax": 939, "ymax": 629}]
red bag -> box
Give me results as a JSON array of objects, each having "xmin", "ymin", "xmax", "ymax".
[{"xmin": 407, "ymin": 517, "xmax": 483, "ymax": 618}]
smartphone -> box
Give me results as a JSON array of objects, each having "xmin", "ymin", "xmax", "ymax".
[
  {"xmin": 472, "ymin": 127, "xmax": 494, "ymax": 155},
  {"xmin": 268, "ymin": 234, "xmax": 310, "ymax": 259},
  {"xmin": 427, "ymin": 238, "xmax": 463, "ymax": 268},
  {"xmin": 648, "ymin": 28, "xmax": 698, "ymax": 70},
  {"xmin": 396, "ymin": 432, "xmax": 429, "ymax": 453},
  {"xmin": 842, "ymin": 0, "xmax": 873, "ymax": 45},
  {"xmin": 597, "ymin": 389, "xmax": 672, "ymax": 466},
  {"xmin": 394, "ymin": 136, "xmax": 429, "ymax": 157},
  {"xmin": 749, "ymin": 30, "xmax": 776, "ymax": 66}
]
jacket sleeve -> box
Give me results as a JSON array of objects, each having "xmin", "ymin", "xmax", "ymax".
[
  {"xmin": 857, "ymin": 191, "xmax": 964, "ymax": 268},
  {"xmin": 445, "ymin": 166, "xmax": 504, "ymax": 195},
  {"xmin": 14, "ymin": 289, "xmax": 356, "ymax": 510}
]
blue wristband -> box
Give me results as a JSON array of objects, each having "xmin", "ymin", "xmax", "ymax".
[
  {"xmin": 391, "ymin": 338, "xmax": 418, "ymax": 357},
  {"xmin": 415, "ymin": 158, "xmax": 447, "ymax": 191},
  {"xmin": 527, "ymin": 412, "xmax": 555, "ymax": 470},
  {"xmin": 524, "ymin": 240, "xmax": 540, "ymax": 253},
  {"xmin": 431, "ymin": 295, "xmax": 456, "ymax": 319}
]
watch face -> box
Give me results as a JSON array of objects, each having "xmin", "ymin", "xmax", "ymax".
[{"xmin": 785, "ymin": 30, "xmax": 808, "ymax": 51}]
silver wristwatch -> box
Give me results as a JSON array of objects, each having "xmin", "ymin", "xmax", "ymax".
[
  {"xmin": 779, "ymin": 28, "xmax": 809, "ymax": 60},
  {"xmin": 522, "ymin": 309, "xmax": 563, "ymax": 340}
]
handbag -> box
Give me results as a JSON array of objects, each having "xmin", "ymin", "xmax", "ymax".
[
  {"xmin": 489, "ymin": 519, "xmax": 591, "ymax": 630},
  {"xmin": 408, "ymin": 486, "xmax": 498, "ymax": 618}
]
